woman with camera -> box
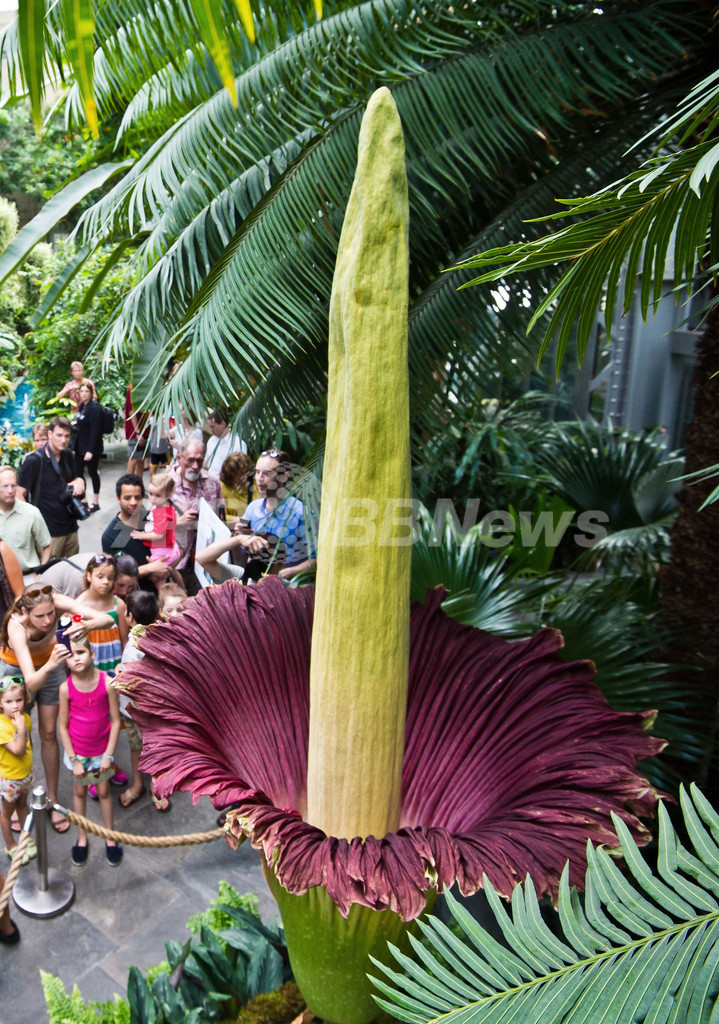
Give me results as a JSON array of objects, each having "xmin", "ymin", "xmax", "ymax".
[{"xmin": 74, "ymin": 382, "xmax": 104, "ymax": 513}]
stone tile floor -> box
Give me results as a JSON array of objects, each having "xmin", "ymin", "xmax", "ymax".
[{"xmin": 0, "ymin": 443, "xmax": 274, "ymax": 1022}]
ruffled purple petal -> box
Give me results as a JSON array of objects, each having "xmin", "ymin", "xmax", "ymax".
[{"xmin": 121, "ymin": 577, "xmax": 663, "ymax": 918}]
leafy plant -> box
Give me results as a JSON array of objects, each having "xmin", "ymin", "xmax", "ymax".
[
  {"xmin": 186, "ymin": 880, "xmax": 260, "ymax": 940},
  {"xmin": 41, "ymin": 970, "xmax": 130, "ymax": 1024},
  {"xmin": 530, "ymin": 421, "xmax": 683, "ymax": 570},
  {"xmin": 371, "ymin": 784, "xmax": 719, "ymax": 1024},
  {"xmin": 127, "ymin": 901, "xmax": 292, "ymax": 1023}
]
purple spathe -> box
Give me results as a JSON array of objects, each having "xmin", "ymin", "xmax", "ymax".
[{"xmin": 117, "ymin": 578, "xmax": 664, "ymax": 919}]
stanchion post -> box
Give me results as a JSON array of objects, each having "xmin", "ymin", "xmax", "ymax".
[{"xmin": 13, "ymin": 785, "xmax": 74, "ymax": 918}]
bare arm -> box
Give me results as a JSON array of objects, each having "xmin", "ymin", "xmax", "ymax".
[
  {"xmin": 278, "ymin": 557, "xmax": 317, "ymax": 581},
  {"xmin": 53, "ymin": 594, "xmax": 114, "ymax": 634},
  {"xmin": 4, "ymin": 711, "xmax": 28, "ymax": 757},
  {"xmin": 116, "ymin": 597, "xmax": 129, "ymax": 647},
  {"xmin": 7, "ymin": 618, "xmax": 70, "ymax": 694},
  {"xmin": 0, "ymin": 542, "xmax": 24, "ymax": 599},
  {"xmin": 196, "ymin": 533, "xmax": 269, "ymax": 583}
]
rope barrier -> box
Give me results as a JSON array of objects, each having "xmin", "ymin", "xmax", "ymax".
[
  {"xmin": 0, "ymin": 831, "xmax": 32, "ymax": 916},
  {"xmin": 0, "ymin": 798, "xmax": 229, "ymax": 920},
  {"xmin": 55, "ymin": 804, "xmax": 226, "ymax": 847}
]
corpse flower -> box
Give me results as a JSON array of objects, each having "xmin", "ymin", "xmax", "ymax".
[{"xmin": 119, "ymin": 89, "xmax": 663, "ymax": 1024}]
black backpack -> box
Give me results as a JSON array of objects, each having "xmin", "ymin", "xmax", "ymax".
[{"xmin": 100, "ymin": 406, "xmax": 116, "ymax": 434}]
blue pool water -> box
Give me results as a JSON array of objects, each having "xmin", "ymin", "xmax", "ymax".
[{"xmin": 0, "ymin": 378, "xmax": 35, "ymax": 438}]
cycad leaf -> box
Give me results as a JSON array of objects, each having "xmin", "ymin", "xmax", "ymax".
[
  {"xmin": 17, "ymin": 0, "xmax": 45, "ymax": 132},
  {"xmin": 371, "ymin": 786, "xmax": 719, "ymax": 1024},
  {"xmin": 188, "ymin": 0, "xmax": 237, "ymax": 105},
  {"xmin": 62, "ymin": 0, "xmax": 98, "ymax": 136}
]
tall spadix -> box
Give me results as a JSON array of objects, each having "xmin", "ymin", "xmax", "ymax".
[{"xmin": 306, "ymin": 87, "xmax": 411, "ymax": 840}]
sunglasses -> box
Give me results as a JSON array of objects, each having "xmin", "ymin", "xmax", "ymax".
[
  {"xmin": 92, "ymin": 554, "xmax": 117, "ymax": 566},
  {"xmin": 0, "ymin": 676, "xmax": 24, "ymax": 692},
  {"xmin": 25, "ymin": 584, "xmax": 53, "ymax": 600},
  {"xmin": 260, "ymin": 450, "xmax": 283, "ymax": 459}
]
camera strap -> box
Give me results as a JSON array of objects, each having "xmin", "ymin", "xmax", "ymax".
[{"xmin": 46, "ymin": 445, "xmax": 73, "ymax": 490}]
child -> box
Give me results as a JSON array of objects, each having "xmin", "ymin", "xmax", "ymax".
[
  {"xmin": 58, "ymin": 638, "xmax": 122, "ymax": 866},
  {"xmin": 0, "ymin": 677, "xmax": 37, "ymax": 865},
  {"xmin": 117, "ymin": 590, "xmax": 170, "ymax": 813},
  {"xmin": 158, "ymin": 582, "xmax": 186, "ymax": 619},
  {"xmin": 132, "ymin": 473, "xmax": 180, "ymax": 566},
  {"xmin": 77, "ymin": 554, "xmax": 129, "ymax": 793},
  {"xmin": 78, "ymin": 555, "xmax": 129, "ymax": 676}
]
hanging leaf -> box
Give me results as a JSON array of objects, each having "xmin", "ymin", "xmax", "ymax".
[{"xmin": 62, "ymin": 0, "xmax": 98, "ymax": 137}]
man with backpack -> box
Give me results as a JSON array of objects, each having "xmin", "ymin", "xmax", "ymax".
[{"xmin": 16, "ymin": 417, "xmax": 88, "ymax": 558}]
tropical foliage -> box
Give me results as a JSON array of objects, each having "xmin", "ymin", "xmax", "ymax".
[
  {"xmin": 41, "ymin": 884, "xmax": 293, "ymax": 1024},
  {"xmin": 371, "ymin": 785, "xmax": 719, "ymax": 1024},
  {"xmin": 0, "ymin": 1, "xmax": 715, "ymax": 451},
  {"xmin": 26, "ymin": 243, "xmax": 131, "ymax": 410},
  {"xmin": 461, "ymin": 67, "xmax": 719, "ymax": 372}
]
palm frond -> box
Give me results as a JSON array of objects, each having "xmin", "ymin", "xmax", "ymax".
[
  {"xmin": 371, "ymin": 785, "xmax": 719, "ymax": 1024},
  {"xmin": 93, "ymin": 6, "xmax": 699, "ymax": 422},
  {"xmin": 410, "ymin": 506, "xmax": 549, "ymax": 635},
  {"xmin": 461, "ymin": 67, "xmax": 719, "ymax": 373}
]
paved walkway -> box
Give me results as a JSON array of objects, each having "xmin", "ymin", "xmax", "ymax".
[{"xmin": 1, "ymin": 443, "xmax": 272, "ymax": 1023}]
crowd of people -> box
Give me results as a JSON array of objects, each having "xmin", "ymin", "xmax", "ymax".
[{"xmin": 0, "ymin": 363, "xmax": 317, "ymax": 944}]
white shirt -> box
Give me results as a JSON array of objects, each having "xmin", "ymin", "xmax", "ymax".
[{"xmin": 205, "ymin": 431, "xmax": 247, "ymax": 472}]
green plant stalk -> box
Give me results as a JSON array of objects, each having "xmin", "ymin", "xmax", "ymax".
[
  {"xmin": 265, "ymin": 866, "xmax": 431, "ymax": 1024},
  {"xmin": 306, "ymin": 85, "xmax": 411, "ymax": 840},
  {"xmin": 276, "ymin": 87, "xmax": 413, "ymax": 1023}
]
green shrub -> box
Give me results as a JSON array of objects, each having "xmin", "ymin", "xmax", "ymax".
[{"xmin": 0, "ymin": 197, "xmax": 18, "ymax": 253}]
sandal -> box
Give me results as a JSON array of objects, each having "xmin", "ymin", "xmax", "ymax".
[
  {"xmin": 151, "ymin": 793, "xmax": 172, "ymax": 813},
  {"xmin": 50, "ymin": 812, "xmax": 70, "ymax": 834},
  {"xmin": 119, "ymin": 786, "xmax": 146, "ymax": 808}
]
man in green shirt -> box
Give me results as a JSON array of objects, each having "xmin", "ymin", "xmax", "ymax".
[{"xmin": 0, "ymin": 466, "xmax": 51, "ymax": 575}]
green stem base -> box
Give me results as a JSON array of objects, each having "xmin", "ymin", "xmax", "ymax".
[{"xmin": 264, "ymin": 863, "xmax": 434, "ymax": 1024}]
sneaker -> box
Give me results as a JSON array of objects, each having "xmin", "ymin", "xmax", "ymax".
[
  {"xmin": 87, "ymin": 784, "xmax": 99, "ymax": 800},
  {"xmin": 24, "ymin": 837, "xmax": 37, "ymax": 861},
  {"xmin": 110, "ymin": 769, "xmax": 128, "ymax": 787},
  {"xmin": 71, "ymin": 843, "xmax": 88, "ymax": 866},
  {"xmin": 106, "ymin": 843, "xmax": 123, "ymax": 866}
]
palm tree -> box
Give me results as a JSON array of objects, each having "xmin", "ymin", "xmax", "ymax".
[{"xmin": 0, "ymin": 0, "xmax": 715, "ymax": 453}]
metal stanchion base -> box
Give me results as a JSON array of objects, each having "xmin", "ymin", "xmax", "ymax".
[{"xmin": 13, "ymin": 868, "xmax": 75, "ymax": 917}]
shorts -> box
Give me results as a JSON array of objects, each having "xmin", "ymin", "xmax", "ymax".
[
  {"xmin": 0, "ymin": 771, "xmax": 33, "ymax": 802},
  {"xmin": 0, "ymin": 660, "xmax": 67, "ymax": 707},
  {"xmin": 123, "ymin": 717, "xmax": 143, "ymax": 751},
  {"xmin": 127, "ymin": 438, "xmax": 150, "ymax": 461},
  {"xmin": 62, "ymin": 752, "xmax": 105, "ymax": 774},
  {"xmin": 150, "ymin": 451, "xmax": 169, "ymax": 466}
]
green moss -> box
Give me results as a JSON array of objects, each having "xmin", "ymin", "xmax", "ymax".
[{"xmin": 231, "ymin": 981, "xmax": 305, "ymax": 1024}]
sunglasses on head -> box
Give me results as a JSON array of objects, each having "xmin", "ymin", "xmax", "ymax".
[
  {"xmin": 261, "ymin": 449, "xmax": 282, "ymax": 459},
  {"xmin": 25, "ymin": 584, "xmax": 53, "ymax": 600},
  {"xmin": 92, "ymin": 554, "xmax": 117, "ymax": 566},
  {"xmin": 0, "ymin": 676, "xmax": 24, "ymax": 692}
]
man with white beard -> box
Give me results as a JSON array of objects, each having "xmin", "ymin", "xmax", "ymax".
[{"xmin": 170, "ymin": 437, "xmax": 221, "ymax": 593}]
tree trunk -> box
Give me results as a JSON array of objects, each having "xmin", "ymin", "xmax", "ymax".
[{"xmin": 659, "ymin": 299, "xmax": 719, "ymax": 788}]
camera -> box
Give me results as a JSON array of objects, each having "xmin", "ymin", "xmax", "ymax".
[{"xmin": 64, "ymin": 485, "xmax": 91, "ymax": 520}]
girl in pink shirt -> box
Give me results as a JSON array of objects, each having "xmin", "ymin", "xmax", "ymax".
[{"xmin": 58, "ymin": 639, "xmax": 122, "ymax": 866}]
